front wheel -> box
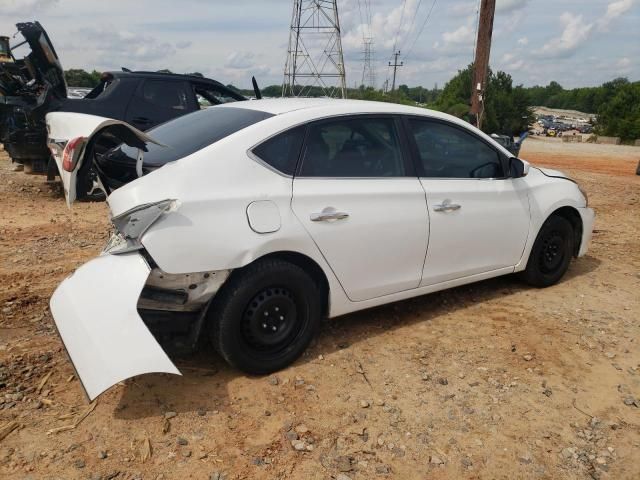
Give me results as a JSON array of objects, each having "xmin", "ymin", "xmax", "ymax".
[
  {"xmin": 208, "ymin": 258, "xmax": 322, "ymax": 374},
  {"xmin": 521, "ymin": 215, "xmax": 574, "ymax": 287}
]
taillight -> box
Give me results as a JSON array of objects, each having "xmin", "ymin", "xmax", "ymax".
[{"xmin": 62, "ymin": 136, "xmax": 85, "ymax": 172}]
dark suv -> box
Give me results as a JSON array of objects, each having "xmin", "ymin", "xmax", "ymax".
[{"xmin": 0, "ymin": 22, "xmax": 246, "ymax": 176}]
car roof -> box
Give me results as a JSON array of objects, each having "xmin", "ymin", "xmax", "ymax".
[
  {"xmin": 108, "ymin": 70, "xmax": 227, "ymax": 87},
  {"xmin": 214, "ymin": 98, "xmax": 515, "ymax": 158},
  {"xmin": 218, "ymin": 98, "xmax": 457, "ymax": 120}
]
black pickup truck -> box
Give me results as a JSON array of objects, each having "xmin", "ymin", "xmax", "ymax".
[{"xmin": 0, "ymin": 22, "xmax": 246, "ymax": 176}]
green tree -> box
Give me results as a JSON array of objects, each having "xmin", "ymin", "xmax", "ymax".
[
  {"xmin": 433, "ymin": 64, "xmax": 533, "ymax": 135},
  {"xmin": 64, "ymin": 69, "xmax": 101, "ymax": 87}
]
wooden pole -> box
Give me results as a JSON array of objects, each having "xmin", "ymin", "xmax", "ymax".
[{"xmin": 470, "ymin": 0, "xmax": 496, "ymax": 129}]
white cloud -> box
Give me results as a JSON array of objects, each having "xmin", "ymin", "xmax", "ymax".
[
  {"xmin": 597, "ymin": 0, "xmax": 634, "ymax": 31},
  {"xmin": 517, "ymin": 37, "xmax": 529, "ymax": 46},
  {"xmin": 442, "ymin": 24, "xmax": 476, "ymax": 46},
  {"xmin": 1, "ymin": 0, "xmax": 58, "ymax": 15},
  {"xmin": 617, "ymin": 57, "xmax": 631, "ymax": 68},
  {"xmin": 448, "ymin": 1, "xmax": 477, "ymax": 16},
  {"xmin": 507, "ymin": 59, "xmax": 525, "ymax": 71},
  {"xmin": 342, "ymin": 0, "xmax": 420, "ymax": 52},
  {"xmin": 502, "ymin": 52, "xmax": 515, "ymax": 63},
  {"xmin": 70, "ymin": 27, "xmax": 180, "ymax": 67},
  {"xmin": 535, "ymin": 13, "xmax": 593, "ymax": 58},
  {"xmin": 616, "ymin": 57, "xmax": 632, "ymax": 73},
  {"xmin": 496, "ymin": 0, "xmax": 531, "ymax": 14},
  {"xmin": 225, "ymin": 51, "xmax": 257, "ymax": 69}
]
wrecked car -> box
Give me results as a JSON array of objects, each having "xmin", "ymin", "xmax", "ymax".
[
  {"xmin": 0, "ymin": 21, "xmax": 246, "ymax": 177},
  {"xmin": 49, "ymin": 99, "xmax": 594, "ymax": 400}
]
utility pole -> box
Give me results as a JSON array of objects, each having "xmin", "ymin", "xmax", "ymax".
[
  {"xmin": 388, "ymin": 51, "xmax": 403, "ymax": 92},
  {"xmin": 470, "ymin": 0, "xmax": 496, "ymax": 129},
  {"xmin": 283, "ymin": 0, "xmax": 347, "ymax": 98}
]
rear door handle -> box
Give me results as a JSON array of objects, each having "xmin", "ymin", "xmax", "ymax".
[
  {"xmin": 433, "ymin": 201, "xmax": 461, "ymax": 212},
  {"xmin": 310, "ymin": 207, "xmax": 349, "ymax": 222}
]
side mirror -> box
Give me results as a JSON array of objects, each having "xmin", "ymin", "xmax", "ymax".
[{"xmin": 509, "ymin": 157, "xmax": 530, "ymax": 178}]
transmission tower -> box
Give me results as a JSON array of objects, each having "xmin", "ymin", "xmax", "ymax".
[
  {"xmin": 282, "ymin": 0, "xmax": 347, "ymax": 98},
  {"xmin": 361, "ymin": 37, "xmax": 376, "ymax": 88}
]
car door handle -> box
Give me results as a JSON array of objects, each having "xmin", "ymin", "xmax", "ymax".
[
  {"xmin": 433, "ymin": 202, "xmax": 461, "ymax": 212},
  {"xmin": 310, "ymin": 207, "xmax": 349, "ymax": 222},
  {"xmin": 132, "ymin": 117, "xmax": 152, "ymax": 124}
]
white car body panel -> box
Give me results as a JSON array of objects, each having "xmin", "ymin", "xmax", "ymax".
[
  {"xmin": 419, "ymin": 177, "xmax": 530, "ymax": 285},
  {"xmin": 292, "ymin": 178, "xmax": 428, "ymax": 301},
  {"xmin": 45, "ymin": 112, "xmax": 162, "ymax": 206},
  {"xmin": 512, "ymin": 166, "xmax": 592, "ymax": 271},
  {"xmin": 48, "ymin": 99, "xmax": 595, "ymax": 399},
  {"xmin": 50, "ymin": 252, "xmax": 180, "ymax": 400}
]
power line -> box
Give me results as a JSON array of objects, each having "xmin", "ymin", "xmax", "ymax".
[
  {"xmin": 391, "ymin": 0, "xmax": 408, "ymax": 55},
  {"xmin": 398, "ymin": 0, "xmax": 423, "ymax": 54},
  {"xmin": 403, "ymin": 0, "xmax": 438, "ymax": 62},
  {"xmin": 386, "ymin": 0, "xmax": 407, "ymax": 90}
]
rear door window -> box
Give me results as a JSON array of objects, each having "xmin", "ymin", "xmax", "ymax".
[{"xmin": 299, "ymin": 117, "xmax": 406, "ymax": 177}]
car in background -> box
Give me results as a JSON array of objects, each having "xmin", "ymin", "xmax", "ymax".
[
  {"xmin": 48, "ymin": 99, "xmax": 594, "ymax": 400},
  {"xmin": 490, "ymin": 133, "xmax": 527, "ymax": 157},
  {"xmin": 0, "ymin": 21, "xmax": 246, "ymax": 177}
]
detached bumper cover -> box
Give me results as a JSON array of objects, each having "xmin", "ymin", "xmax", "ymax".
[{"xmin": 50, "ymin": 252, "xmax": 181, "ymax": 400}]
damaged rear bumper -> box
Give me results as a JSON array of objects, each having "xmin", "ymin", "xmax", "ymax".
[{"xmin": 50, "ymin": 252, "xmax": 181, "ymax": 401}]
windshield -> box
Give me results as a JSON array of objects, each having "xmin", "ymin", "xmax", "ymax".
[{"xmin": 113, "ymin": 106, "xmax": 273, "ymax": 167}]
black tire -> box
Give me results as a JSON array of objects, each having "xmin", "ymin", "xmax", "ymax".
[
  {"xmin": 522, "ymin": 215, "xmax": 574, "ymax": 287},
  {"xmin": 208, "ymin": 258, "xmax": 322, "ymax": 374}
]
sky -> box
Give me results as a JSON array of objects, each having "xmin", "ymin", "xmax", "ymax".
[{"xmin": 1, "ymin": 0, "xmax": 638, "ymax": 90}]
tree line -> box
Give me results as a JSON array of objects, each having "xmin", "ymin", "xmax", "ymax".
[
  {"xmin": 526, "ymin": 78, "xmax": 639, "ymax": 141},
  {"xmin": 64, "ymin": 68, "xmax": 639, "ymax": 141}
]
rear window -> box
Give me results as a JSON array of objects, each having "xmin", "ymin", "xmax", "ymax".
[
  {"xmin": 251, "ymin": 126, "xmax": 305, "ymax": 175},
  {"xmin": 117, "ymin": 106, "xmax": 273, "ymax": 166}
]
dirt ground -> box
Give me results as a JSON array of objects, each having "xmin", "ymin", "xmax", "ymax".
[{"xmin": 0, "ymin": 137, "xmax": 639, "ymax": 480}]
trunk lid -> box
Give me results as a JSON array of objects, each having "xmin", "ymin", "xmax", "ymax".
[
  {"xmin": 46, "ymin": 112, "xmax": 163, "ymax": 207},
  {"xmin": 15, "ymin": 21, "xmax": 67, "ymax": 98}
]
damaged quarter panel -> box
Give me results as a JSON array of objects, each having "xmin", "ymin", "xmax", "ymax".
[
  {"xmin": 49, "ymin": 252, "xmax": 180, "ymax": 400},
  {"xmin": 106, "ymin": 107, "xmax": 349, "ymax": 314}
]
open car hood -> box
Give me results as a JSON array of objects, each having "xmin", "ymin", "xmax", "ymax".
[{"xmin": 15, "ymin": 21, "xmax": 67, "ymax": 98}]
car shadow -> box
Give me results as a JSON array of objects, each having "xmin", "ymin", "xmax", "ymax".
[{"xmin": 114, "ymin": 255, "xmax": 601, "ymax": 420}]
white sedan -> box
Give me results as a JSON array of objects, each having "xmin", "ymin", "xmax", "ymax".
[{"xmin": 47, "ymin": 99, "xmax": 594, "ymax": 400}]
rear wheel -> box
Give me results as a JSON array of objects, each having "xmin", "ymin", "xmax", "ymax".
[
  {"xmin": 208, "ymin": 258, "xmax": 322, "ymax": 374},
  {"xmin": 522, "ymin": 215, "xmax": 574, "ymax": 287}
]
